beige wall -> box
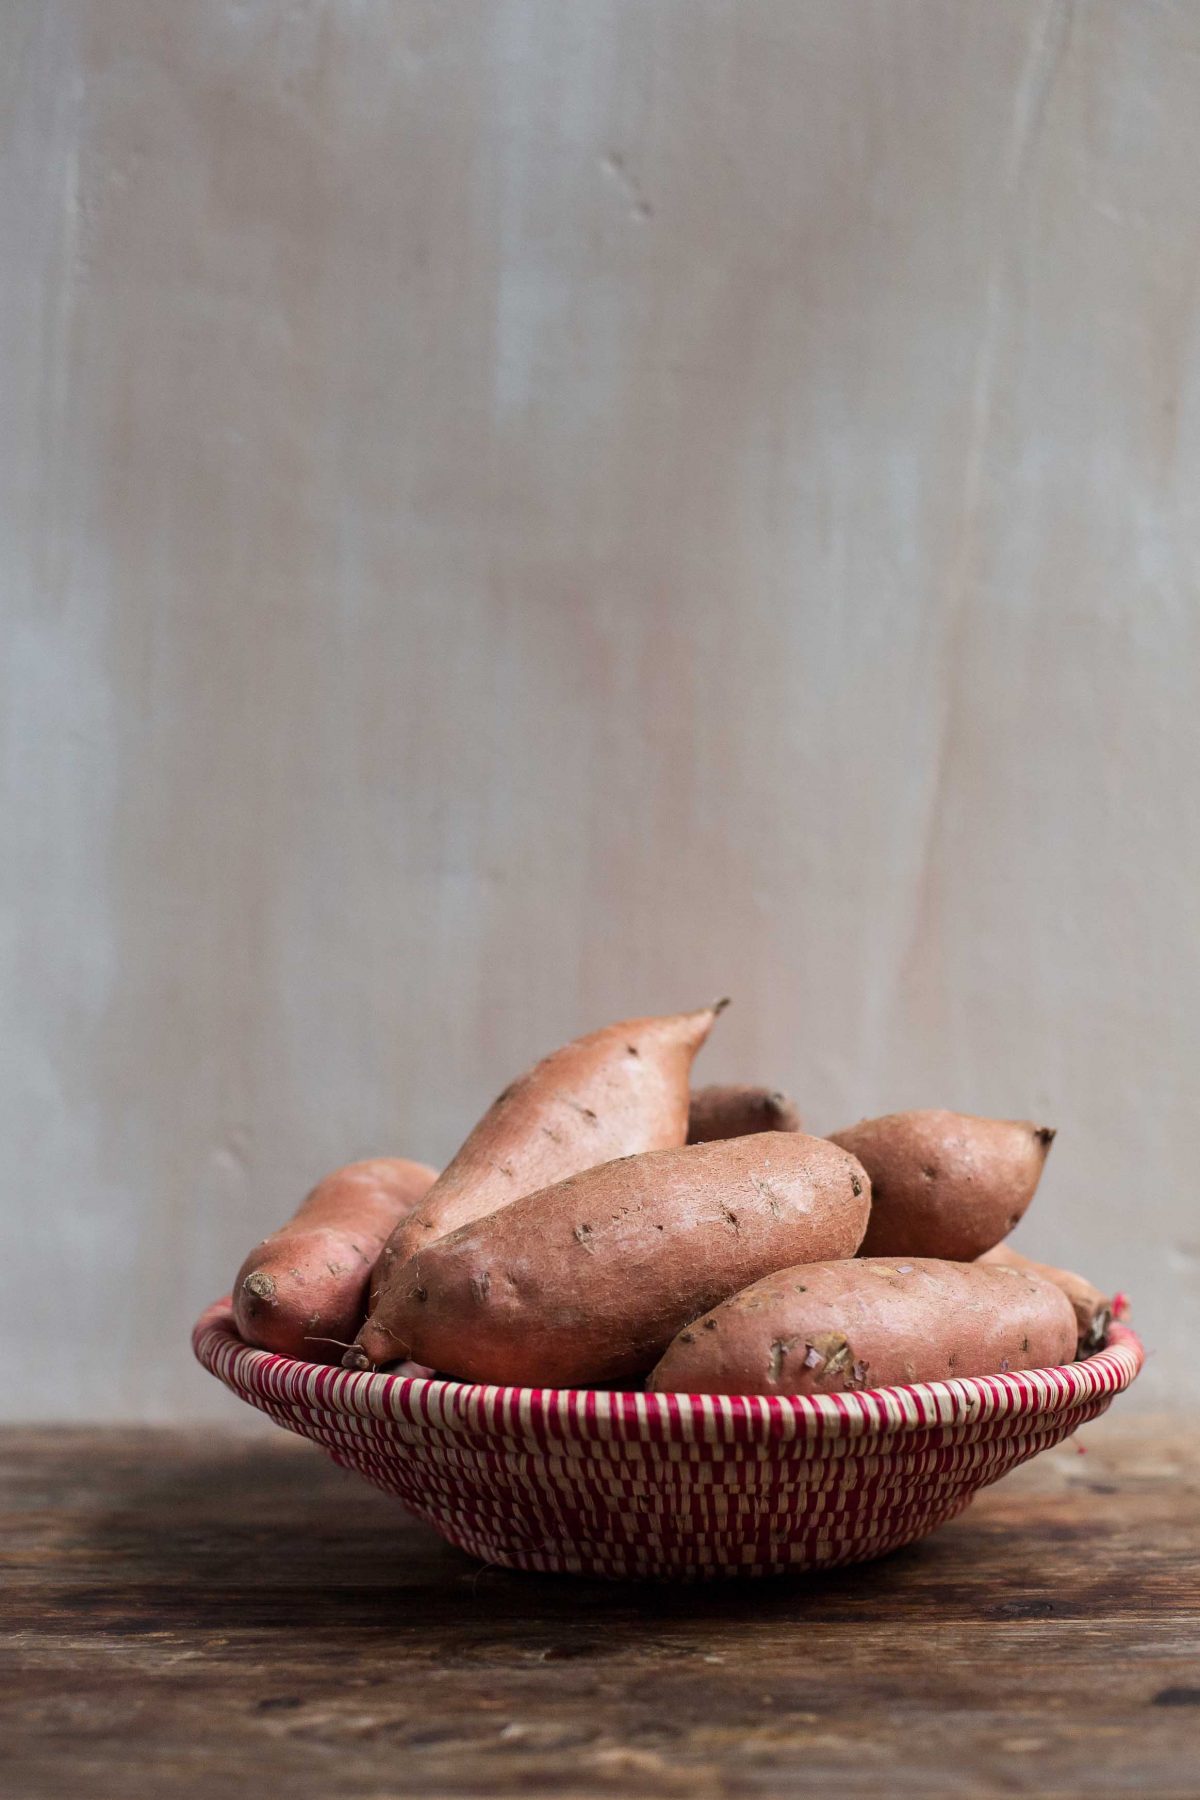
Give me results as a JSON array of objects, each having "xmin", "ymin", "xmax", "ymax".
[{"xmin": 4, "ymin": 0, "xmax": 1197, "ymax": 1420}]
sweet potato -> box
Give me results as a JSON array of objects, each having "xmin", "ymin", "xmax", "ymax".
[
  {"xmin": 368, "ymin": 1003, "xmax": 725, "ymax": 1306},
  {"xmin": 347, "ymin": 1131, "xmax": 871, "ymax": 1382},
  {"xmin": 829, "ymin": 1110, "xmax": 1054, "ymax": 1261},
  {"xmin": 648, "ymin": 1256, "xmax": 1078, "ymax": 1396},
  {"xmin": 687, "ymin": 1084, "xmax": 802, "ymax": 1142},
  {"xmin": 978, "ymin": 1243, "xmax": 1112, "ymax": 1353},
  {"xmin": 233, "ymin": 1158, "xmax": 436, "ymax": 1360}
]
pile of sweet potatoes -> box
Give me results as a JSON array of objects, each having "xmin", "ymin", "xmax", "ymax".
[{"xmin": 230, "ymin": 1004, "xmax": 1119, "ymax": 1395}]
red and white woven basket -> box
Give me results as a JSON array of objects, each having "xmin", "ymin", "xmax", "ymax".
[{"xmin": 194, "ymin": 1300, "xmax": 1143, "ymax": 1579}]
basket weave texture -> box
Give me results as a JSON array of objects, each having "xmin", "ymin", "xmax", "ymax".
[{"xmin": 194, "ymin": 1300, "xmax": 1143, "ymax": 1579}]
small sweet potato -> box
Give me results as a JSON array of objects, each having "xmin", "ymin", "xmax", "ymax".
[
  {"xmin": 687, "ymin": 1084, "xmax": 802, "ymax": 1143},
  {"xmin": 368, "ymin": 1003, "xmax": 725, "ymax": 1305},
  {"xmin": 648, "ymin": 1256, "xmax": 1078, "ymax": 1396},
  {"xmin": 347, "ymin": 1131, "xmax": 870, "ymax": 1382},
  {"xmin": 978, "ymin": 1243, "xmax": 1112, "ymax": 1353},
  {"xmin": 233, "ymin": 1158, "xmax": 436, "ymax": 1360},
  {"xmin": 829, "ymin": 1110, "xmax": 1054, "ymax": 1260}
]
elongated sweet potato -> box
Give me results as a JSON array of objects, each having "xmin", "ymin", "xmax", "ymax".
[
  {"xmin": 829, "ymin": 1110, "xmax": 1054, "ymax": 1261},
  {"xmin": 687, "ymin": 1084, "xmax": 802, "ymax": 1143},
  {"xmin": 234, "ymin": 1158, "xmax": 436, "ymax": 1360},
  {"xmin": 347, "ymin": 1132, "xmax": 870, "ymax": 1382},
  {"xmin": 368, "ymin": 1004, "xmax": 725, "ymax": 1305},
  {"xmin": 648, "ymin": 1256, "xmax": 1078, "ymax": 1396},
  {"xmin": 978, "ymin": 1243, "xmax": 1112, "ymax": 1353}
]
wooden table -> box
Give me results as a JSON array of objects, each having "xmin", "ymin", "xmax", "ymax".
[{"xmin": 4, "ymin": 1419, "xmax": 1198, "ymax": 1799}]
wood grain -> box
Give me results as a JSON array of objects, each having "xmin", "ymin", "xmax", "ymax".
[
  {"xmin": 3, "ymin": 0, "xmax": 1200, "ymax": 1418},
  {"xmin": 3, "ymin": 1421, "xmax": 1198, "ymax": 1798}
]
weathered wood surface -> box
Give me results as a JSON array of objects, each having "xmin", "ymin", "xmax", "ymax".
[{"xmin": 4, "ymin": 1420, "xmax": 1198, "ymax": 1798}]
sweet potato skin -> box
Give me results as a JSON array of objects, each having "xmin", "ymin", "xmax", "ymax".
[
  {"xmin": 233, "ymin": 1158, "xmax": 436, "ymax": 1360},
  {"xmin": 648, "ymin": 1256, "xmax": 1078, "ymax": 1396},
  {"xmin": 978, "ymin": 1243, "xmax": 1112, "ymax": 1352},
  {"xmin": 688, "ymin": 1084, "xmax": 802, "ymax": 1143},
  {"xmin": 353, "ymin": 1132, "xmax": 871, "ymax": 1383},
  {"xmin": 829, "ymin": 1110, "xmax": 1055, "ymax": 1261},
  {"xmin": 370, "ymin": 1005, "xmax": 723, "ymax": 1300}
]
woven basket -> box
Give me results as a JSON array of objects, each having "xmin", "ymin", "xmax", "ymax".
[{"xmin": 194, "ymin": 1300, "xmax": 1143, "ymax": 1579}]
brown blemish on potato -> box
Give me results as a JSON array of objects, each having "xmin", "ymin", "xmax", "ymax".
[
  {"xmin": 816, "ymin": 1334, "xmax": 854, "ymax": 1377},
  {"xmin": 469, "ymin": 1269, "xmax": 491, "ymax": 1304},
  {"xmin": 866, "ymin": 1264, "xmax": 903, "ymax": 1283},
  {"xmin": 752, "ymin": 1176, "xmax": 786, "ymax": 1218},
  {"xmin": 573, "ymin": 1223, "xmax": 596, "ymax": 1253},
  {"xmin": 243, "ymin": 1271, "xmax": 276, "ymax": 1301}
]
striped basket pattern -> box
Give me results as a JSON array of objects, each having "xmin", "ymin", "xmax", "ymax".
[{"xmin": 194, "ymin": 1300, "xmax": 1143, "ymax": 1579}]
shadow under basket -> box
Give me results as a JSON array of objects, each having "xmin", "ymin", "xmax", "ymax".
[{"xmin": 193, "ymin": 1300, "xmax": 1143, "ymax": 1580}]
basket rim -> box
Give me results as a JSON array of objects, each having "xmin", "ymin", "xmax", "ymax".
[{"xmin": 193, "ymin": 1298, "xmax": 1144, "ymax": 1445}]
